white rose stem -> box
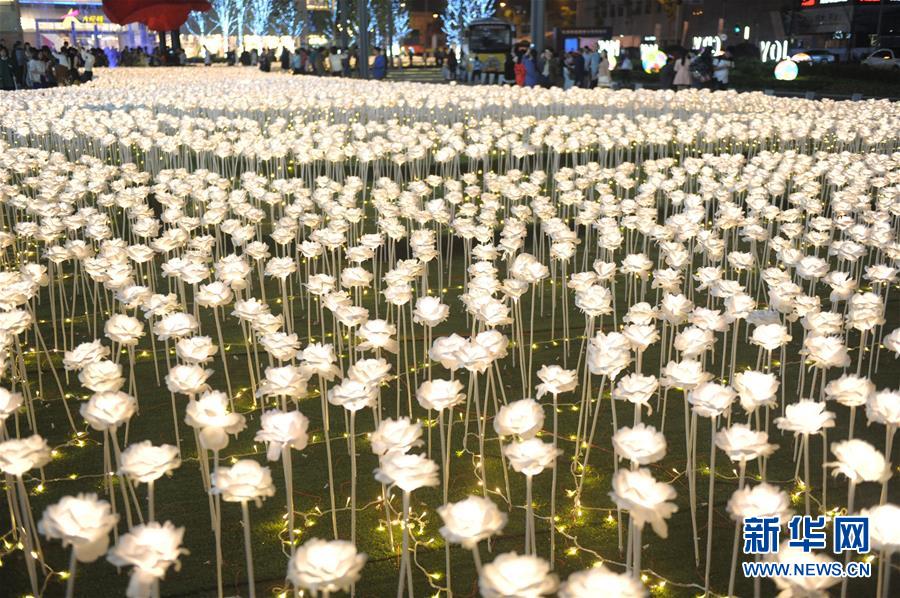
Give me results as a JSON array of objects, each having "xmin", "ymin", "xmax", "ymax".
[
  {"xmin": 471, "ymin": 543, "xmax": 483, "ymax": 573},
  {"xmin": 703, "ymin": 414, "xmax": 718, "ymax": 594},
  {"xmin": 839, "ymin": 479, "xmax": 857, "ymax": 598},
  {"xmin": 524, "ymin": 474, "xmax": 534, "ymax": 555},
  {"xmin": 438, "ymin": 407, "xmax": 452, "ymax": 590},
  {"xmin": 880, "ymin": 426, "xmax": 894, "ymax": 504},
  {"xmin": 161, "ymin": 339, "xmax": 181, "ymax": 452},
  {"xmin": 349, "ymin": 409, "xmax": 358, "ymax": 546},
  {"xmin": 318, "ymin": 377, "xmax": 338, "ymax": 539},
  {"xmin": 127, "ymin": 345, "xmax": 139, "ymax": 404},
  {"xmin": 685, "ymin": 392, "xmax": 700, "ymax": 566},
  {"xmin": 102, "ymin": 429, "xmax": 120, "ymax": 542},
  {"xmin": 212, "ymin": 449, "xmax": 224, "ymax": 598},
  {"xmin": 241, "ymin": 500, "xmax": 257, "ymax": 598},
  {"xmin": 397, "ymin": 490, "xmax": 414, "ymax": 598},
  {"xmin": 148, "ymin": 479, "xmax": 156, "ymax": 521},
  {"xmin": 879, "ymin": 549, "xmax": 893, "ymax": 598},
  {"xmin": 25, "ymin": 310, "xmax": 75, "ymax": 431},
  {"xmin": 632, "ymin": 521, "xmax": 643, "ymax": 581},
  {"xmin": 821, "ymin": 428, "xmax": 828, "ymax": 510},
  {"xmin": 110, "ymin": 430, "xmax": 141, "ymax": 527},
  {"xmin": 575, "ymin": 375, "xmax": 606, "ymax": 503},
  {"xmin": 803, "ymin": 433, "xmax": 812, "ymax": 516},
  {"xmin": 527, "ymin": 283, "xmax": 537, "ymax": 395},
  {"xmin": 212, "ymin": 306, "xmax": 234, "ymax": 403},
  {"xmin": 65, "ymin": 548, "xmax": 77, "ymax": 598},
  {"xmin": 10, "ymin": 475, "xmax": 39, "ymax": 596},
  {"xmin": 848, "ymin": 405, "xmax": 857, "ymax": 440},
  {"xmin": 282, "ymin": 446, "xmax": 296, "ymax": 552},
  {"xmin": 727, "ymin": 459, "xmax": 748, "ymax": 597},
  {"xmin": 549, "ymin": 391, "xmax": 560, "ymax": 569},
  {"xmin": 487, "ymin": 366, "xmax": 512, "ymax": 502}
]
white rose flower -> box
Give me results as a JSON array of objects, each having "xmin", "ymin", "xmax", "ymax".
[
  {"xmin": 370, "ymin": 417, "xmax": 423, "ymax": 456},
  {"xmin": 0, "ymin": 434, "xmax": 51, "ymax": 476},
  {"xmin": 413, "ymin": 296, "xmax": 450, "ymax": 327},
  {"xmin": 211, "ymin": 459, "xmax": 276, "ymax": 504},
  {"xmin": 63, "ymin": 340, "xmax": 110, "ymax": 371},
  {"xmin": 774, "ymin": 400, "xmax": 835, "ymax": 435},
  {"xmin": 184, "ymin": 390, "xmax": 246, "ymax": 451},
  {"xmin": 119, "ymin": 441, "xmax": 181, "ymax": 484},
  {"xmin": 494, "ymin": 399, "xmax": 545, "ymax": 439},
  {"xmin": 479, "ymin": 552, "xmax": 558, "ymax": 598},
  {"xmin": 0, "ymin": 387, "xmax": 24, "ymax": 422},
  {"xmin": 39, "ymin": 493, "xmax": 118, "ymax": 562},
  {"xmin": 416, "ymin": 379, "xmax": 465, "ymax": 411},
  {"xmin": 80, "ymin": 391, "xmax": 137, "ymax": 431},
  {"xmin": 286, "ymin": 538, "xmax": 367, "ymax": 594},
  {"xmin": 559, "ymin": 565, "xmax": 647, "ymax": 598},
  {"xmin": 715, "ymin": 424, "xmax": 778, "ymax": 463},
  {"xmin": 535, "ymin": 365, "xmax": 577, "ymax": 398},
  {"xmin": 437, "ymin": 495, "xmax": 508, "ymax": 549},
  {"xmin": 828, "ymin": 439, "xmax": 890, "ymax": 484},
  {"xmin": 79, "ymin": 359, "xmax": 126, "ymax": 393},
  {"xmin": 374, "ymin": 452, "xmax": 440, "ymax": 492},
  {"xmin": 164, "ymin": 364, "xmax": 213, "ymax": 395},
  {"xmin": 255, "ymin": 409, "xmax": 310, "ymax": 461},
  {"xmin": 104, "ymin": 314, "xmax": 145, "ymax": 346},
  {"xmin": 107, "ymin": 521, "xmax": 187, "ymax": 598},
  {"xmin": 613, "ymin": 423, "xmax": 667, "ymax": 465},
  {"xmin": 503, "ymin": 439, "xmax": 561, "ymax": 477},
  {"xmin": 175, "ymin": 336, "xmax": 218, "ymax": 364},
  {"xmin": 733, "ymin": 370, "xmax": 779, "ymax": 413},
  {"xmin": 609, "ymin": 468, "xmax": 678, "ymax": 538}
]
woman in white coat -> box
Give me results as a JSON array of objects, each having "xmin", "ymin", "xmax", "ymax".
[{"xmin": 673, "ymin": 54, "xmax": 692, "ymax": 89}]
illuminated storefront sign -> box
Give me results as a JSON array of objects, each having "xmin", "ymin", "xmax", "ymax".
[{"xmin": 759, "ymin": 40, "xmax": 789, "ymax": 63}]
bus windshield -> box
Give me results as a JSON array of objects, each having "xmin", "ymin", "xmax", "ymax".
[{"xmin": 469, "ymin": 25, "xmax": 512, "ymax": 53}]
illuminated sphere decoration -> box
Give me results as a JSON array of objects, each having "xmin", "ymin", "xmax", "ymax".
[
  {"xmin": 774, "ymin": 59, "xmax": 799, "ymax": 81},
  {"xmin": 642, "ymin": 49, "xmax": 667, "ymax": 74}
]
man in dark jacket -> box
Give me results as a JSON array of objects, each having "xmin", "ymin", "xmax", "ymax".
[{"xmin": 0, "ymin": 46, "xmax": 16, "ymax": 90}]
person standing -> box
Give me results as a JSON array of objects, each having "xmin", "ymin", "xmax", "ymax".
[
  {"xmin": 446, "ymin": 48, "xmax": 457, "ymax": 80},
  {"xmin": 80, "ymin": 47, "xmax": 95, "ymax": 82},
  {"xmin": 712, "ymin": 50, "xmax": 734, "ymax": 90},
  {"xmin": 503, "ymin": 49, "xmax": 515, "ymax": 84},
  {"xmin": 203, "ymin": 45, "xmax": 212, "ymax": 66},
  {"xmin": 523, "ymin": 48, "xmax": 538, "ymax": 87},
  {"xmin": 329, "ymin": 47, "xmax": 343, "ymax": 76},
  {"xmin": 571, "ymin": 48, "xmax": 585, "ymax": 88},
  {"xmin": 584, "ymin": 45, "xmax": 599, "ymax": 88},
  {"xmin": 371, "ymin": 47, "xmax": 387, "ymax": 80},
  {"xmin": 617, "ymin": 52, "xmax": 633, "ymax": 87},
  {"xmin": 597, "ymin": 50, "xmax": 611, "ymax": 87},
  {"xmin": 0, "ymin": 46, "xmax": 16, "ymax": 90},
  {"xmin": 673, "ymin": 53, "xmax": 691, "ymax": 89}
]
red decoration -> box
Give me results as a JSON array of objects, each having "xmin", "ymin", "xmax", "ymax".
[{"xmin": 102, "ymin": 0, "xmax": 211, "ymax": 31}]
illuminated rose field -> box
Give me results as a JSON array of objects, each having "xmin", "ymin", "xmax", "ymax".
[{"xmin": 0, "ymin": 68, "xmax": 898, "ymax": 597}]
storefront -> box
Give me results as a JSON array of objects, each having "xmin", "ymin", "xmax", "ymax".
[{"xmin": 18, "ymin": 0, "xmax": 150, "ymax": 50}]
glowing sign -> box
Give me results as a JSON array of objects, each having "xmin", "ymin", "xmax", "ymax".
[
  {"xmin": 759, "ymin": 40, "xmax": 789, "ymax": 63},
  {"xmin": 692, "ymin": 35, "xmax": 722, "ymax": 54}
]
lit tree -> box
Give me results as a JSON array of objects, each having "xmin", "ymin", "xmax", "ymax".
[
  {"xmin": 185, "ymin": 10, "xmax": 211, "ymax": 37},
  {"xmin": 249, "ymin": 0, "xmax": 275, "ymax": 36},
  {"xmin": 235, "ymin": 0, "xmax": 248, "ymax": 49},
  {"xmin": 391, "ymin": 0, "xmax": 410, "ymax": 44},
  {"xmin": 210, "ymin": 0, "xmax": 236, "ymax": 51},
  {"xmin": 441, "ymin": 0, "xmax": 494, "ymax": 48}
]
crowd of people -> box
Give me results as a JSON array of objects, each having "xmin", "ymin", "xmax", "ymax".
[
  {"xmin": 198, "ymin": 45, "xmax": 391, "ymax": 80},
  {"xmin": 438, "ymin": 42, "xmax": 735, "ymax": 91},
  {"xmin": 0, "ymin": 40, "xmax": 101, "ymax": 90}
]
